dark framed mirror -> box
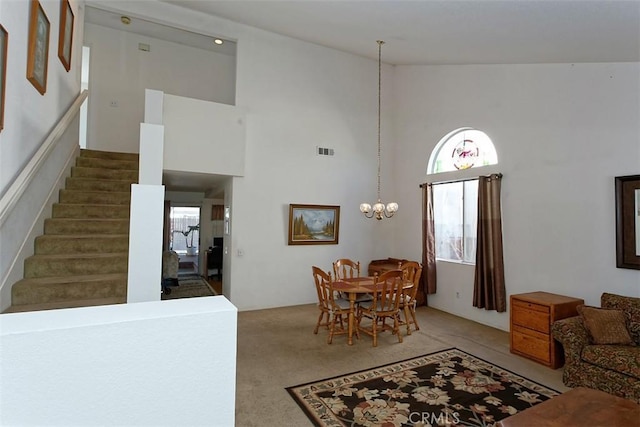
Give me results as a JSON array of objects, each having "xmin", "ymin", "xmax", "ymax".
[{"xmin": 615, "ymin": 174, "xmax": 640, "ymax": 269}]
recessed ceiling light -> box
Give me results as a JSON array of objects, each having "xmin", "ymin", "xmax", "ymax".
[
  {"xmin": 213, "ymin": 38, "xmax": 224, "ymax": 45},
  {"xmin": 121, "ymin": 16, "xmax": 131, "ymax": 25}
]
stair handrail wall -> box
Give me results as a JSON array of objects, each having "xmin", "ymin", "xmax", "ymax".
[
  {"xmin": 0, "ymin": 90, "xmax": 88, "ymax": 311},
  {"xmin": 0, "ymin": 90, "xmax": 88, "ymax": 225}
]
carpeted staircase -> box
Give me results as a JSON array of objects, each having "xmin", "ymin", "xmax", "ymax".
[{"xmin": 5, "ymin": 149, "xmax": 139, "ymax": 313}]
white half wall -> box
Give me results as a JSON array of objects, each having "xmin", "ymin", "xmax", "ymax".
[
  {"xmin": 0, "ymin": 297, "xmax": 237, "ymax": 426},
  {"xmin": 127, "ymin": 184, "xmax": 165, "ymax": 303},
  {"xmin": 83, "ymin": 22, "xmax": 236, "ymax": 153},
  {"xmin": 138, "ymin": 123, "xmax": 164, "ymax": 185},
  {"xmin": 163, "ymin": 94, "xmax": 246, "ymax": 177}
]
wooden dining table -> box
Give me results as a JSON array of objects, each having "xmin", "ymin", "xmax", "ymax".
[{"xmin": 332, "ymin": 276, "xmax": 413, "ymax": 345}]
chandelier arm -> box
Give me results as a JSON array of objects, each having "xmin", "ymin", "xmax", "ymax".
[{"xmin": 363, "ymin": 210, "xmax": 375, "ymax": 219}]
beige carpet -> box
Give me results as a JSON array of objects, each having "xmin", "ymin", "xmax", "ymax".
[
  {"xmin": 235, "ymin": 304, "xmax": 569, "ymax": 427},
  {"xmin": 161, "ymin": 276, "xmax": 217, "ymax": 300}
]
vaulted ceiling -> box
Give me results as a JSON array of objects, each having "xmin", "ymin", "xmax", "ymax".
[{"xmin": 164, "ymin": 0, "xmax": 640, "ymax": 65}]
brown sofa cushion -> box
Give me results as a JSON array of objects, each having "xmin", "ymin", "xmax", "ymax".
[
  {"xmin": 602, "ymin": 293, "xmax": 640, "ymax": 345},
  {"xmin": 577, "ymin": 305, "xmax": 634, "ymax": 345},
  {"xmin": 582, "ymin": 345, "xmax": 640, "ymax": 380}
]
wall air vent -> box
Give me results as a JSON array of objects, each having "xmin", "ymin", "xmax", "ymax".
[{"xmin": 316, "ymin": 146, "xmax": 335, "ymax": 156}]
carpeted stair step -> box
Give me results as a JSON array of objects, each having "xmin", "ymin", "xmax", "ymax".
[
  {"xmin": 59, "ymin": 189, "xmax": 131, "ymax": 205},
  {"xmin": 24, "ymin": 253, "xmax": 128, "ymax": 278},
  {"xmin": 10, "ymin": 273, "xmax": 128, "ymax": 306},
  {"xmin": 8, "ymin": 148, "xmax": 139, "ymax": 314},
  {"xmin": 52, "ymin": 203, "xmax": 130, "ymax": 219},
  {"xmin": 44, "ymin": 218, "xmax": 129, "ymax": 235},
  {"xmin": 65, "ymin": 177, "xmax": 135, "ymax": 192},
  {"xmin": 4, "ymin": 296, "xmax": 126, "ymax": 313},
  {"xmin": 35, "ymin": 234, "xmax": 129, "ymax": 255},
  {"xmin": 80, "ymin": 148, "xmax": 139, "ymax": 162},
  {"xmin": 71, "ymin": 166, "xmax": 138, "ymax": 181},
  {"xmin": 75, "ymin": 156, "xmax": 139, "ymax": 171}
]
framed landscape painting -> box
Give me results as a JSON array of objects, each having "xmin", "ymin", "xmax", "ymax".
[
  {"xmin": 26, "ymin": 0, "xmax": 50, "ymax": 95},
  {"xmin": 288, "ymin": 204, "xmax": 340, "ymax": 245},
  {"xmin": 57, "ymin": 0, "xmax": 74, "ymax": 71},
  {"xmin": 0, "ymin": 25, "xmax": 7, "ymax": 132}
]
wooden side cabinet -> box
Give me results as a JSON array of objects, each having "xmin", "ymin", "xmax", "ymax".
[{"xmin": 510, "ymin": 291, "xmax": 584, "ymax": 369}]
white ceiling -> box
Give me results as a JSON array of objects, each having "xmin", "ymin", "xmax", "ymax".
[
  {"xmin": 85, "ymin": 6, "xmax": 237, "ymax": 56},
  {"xmin": 164, "ymin": 0, "xmax": 640, "ymax": 65}
]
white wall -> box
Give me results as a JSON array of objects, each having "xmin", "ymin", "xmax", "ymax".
[
  {"xmin": 0, "ymin": 296, "xmax": 237, "ymax": 426},
  {"xmin": 393, "ymin": 62, "xmax": 640, "ymax": 330},
  {"xmin": 163, "ymin": 94, "xmax": 245, "ymax": 177},
  {"xmin": 230, "ymin": 29, "xmax": 398, "ymax": 310},
  {"xmin": 83, "ymin": 22, "xmax": 236, "ymax": 153},
  {"xmin": 0, "ymin": 0, "xmax": 83, "ymax": 195}
]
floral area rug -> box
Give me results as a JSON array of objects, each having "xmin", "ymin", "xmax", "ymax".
[{"xmin": 286, "ymin": 348, "xmax": 559, "ymax": 427}]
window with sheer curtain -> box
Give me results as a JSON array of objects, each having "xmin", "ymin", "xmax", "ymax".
[
  {"xmin": 427, "ymin": 128, "xmax": 497, "ymax": 264},
  {"xmin": 432, "ymin": 180, "xmax": 478, "ymax": 263}
]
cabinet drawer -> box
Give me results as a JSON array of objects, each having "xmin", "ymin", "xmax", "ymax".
[
  {"xmin": 511, "ymin": 326, "xmax": 550, "ymax": 364},
  {"xmin": 512, "ymin": 299, "xmax": 549, "ymax": 314},
  {"xmin": 512, "ymin": 307, "xmax": 550, "ymax": 334}
]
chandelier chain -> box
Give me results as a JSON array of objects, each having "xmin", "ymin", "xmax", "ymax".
[
  {"xmin": 377, "ymin": 40, "xmax": 383, "ymax": 200},
  {"xmin": 359, "ymin": 40, "xmax": 397, "ymax": 220}
]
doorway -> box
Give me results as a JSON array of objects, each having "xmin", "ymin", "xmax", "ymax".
[{"xmin": 170, "ymin": 206, "xmax": 200, "ymax": 273}]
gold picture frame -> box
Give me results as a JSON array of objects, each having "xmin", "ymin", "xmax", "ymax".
[
  {"xmin": 0, "ymin": 25, "xmax": 7, "ymax": 132},
  {"xmin": 288, "ymin": 204, "xmax": 340, "ymax": 245},
  {"xmin": 57, "ymin": 0, "xmax": 74, "ymax": 72},
  {"xmin": 26, "ymin": 0, "xmax": 50, "ymax": 95},
  {"xmin": 615, "ymin": 174, "xmax": 640, "ymax": 270}
]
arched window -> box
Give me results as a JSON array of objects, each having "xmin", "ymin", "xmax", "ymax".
[
  {"xmin": 427, "ymin": 127, "xmax": 497, "ymax": 174},
  {"xmin": 427, "ymin": 128, "xmax": 498, "ymax": 263}
]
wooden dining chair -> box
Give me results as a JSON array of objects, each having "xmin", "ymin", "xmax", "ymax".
[
  {"xmin": 333, "ymin": 259, "xmax": 373, "ymax": 304},
  {"xmin": 312, "ymin": 266, "xmax": 332, "ymax": 334},
  {"xmin": 356, "ymin": 269, "xmax": 404, "ymax": 347},
  {"xmin": 311, "ymin": 266, "xmax": 353, "ymax": 344},
  {"xmin": 399, "ymin": 261, "xmax": 423, "ymax": 335},
  {"xmin": 333, "ymin": 258, "xmax": 360, "ymax": 279}
]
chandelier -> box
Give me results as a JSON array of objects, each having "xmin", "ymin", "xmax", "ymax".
[{"xmin": 360, "ymin": 40, "xmax": 398, "ymax": 220}]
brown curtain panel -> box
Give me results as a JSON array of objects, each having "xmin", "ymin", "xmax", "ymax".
[
  {"xmin": 473, "ymin": 174, "xmax": 506, "ymax": 312},
  {"xmin": 419, "ymin": 183, "xmax": 437, "ymax": 306}
]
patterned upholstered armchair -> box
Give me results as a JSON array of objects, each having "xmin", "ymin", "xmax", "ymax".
[{"xmin": 551, "ymin": 293, "xmax": 640, "ymax": 402}]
